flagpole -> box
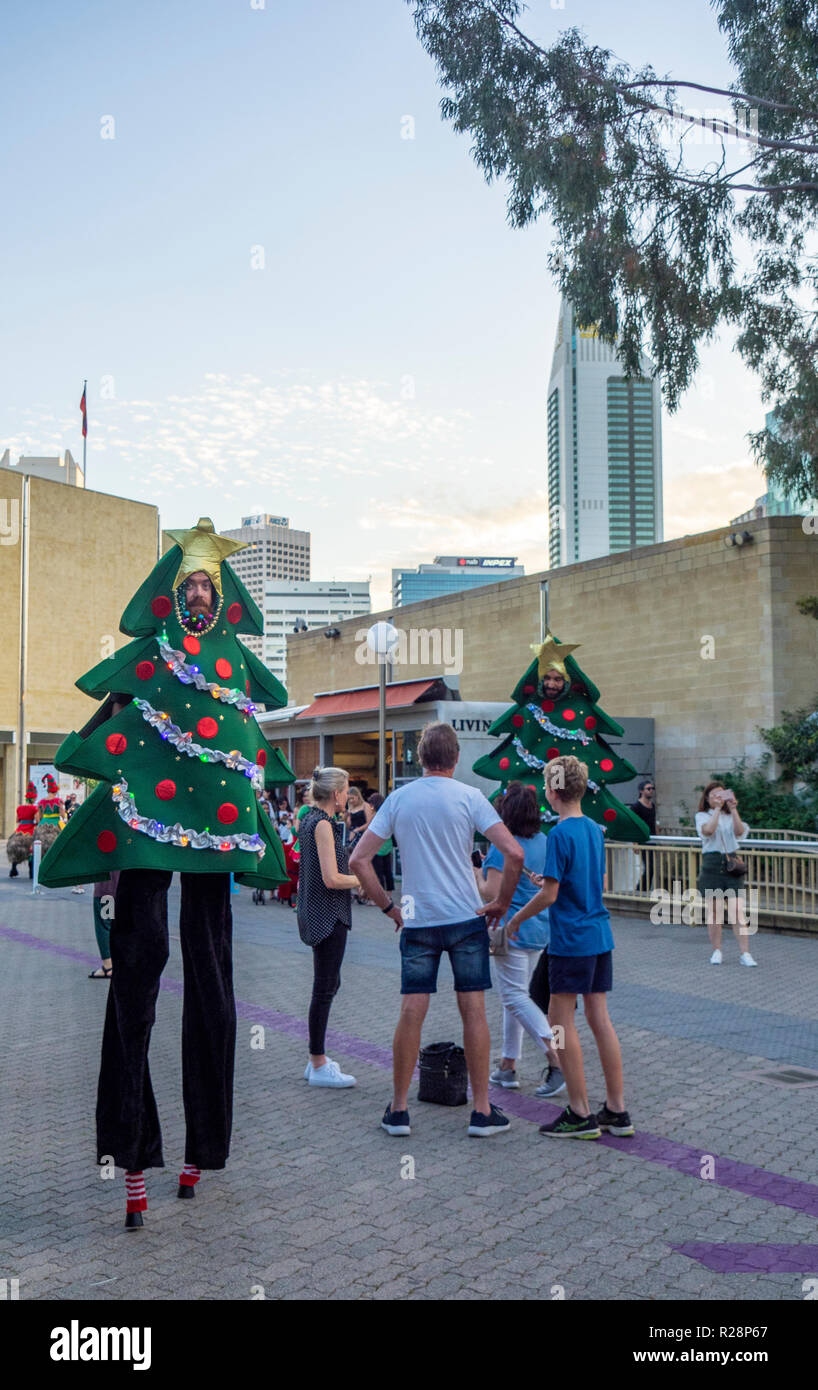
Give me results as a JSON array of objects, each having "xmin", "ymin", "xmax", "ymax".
[{"xmin": 82, "ymin": 378, "xmax": 87, "ymax": 486}]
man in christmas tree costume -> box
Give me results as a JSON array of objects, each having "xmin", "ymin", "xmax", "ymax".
[
  {"xmin": 6, "ymin": 780, "xmax": 38, "ymax": 878},
  {"xmin": 472, "ymin": 632, "xmax": 650, "ymax": 844},
  {"xmin": 40, "ymin": 518, "xmax": 294, "ymax": 1227}
]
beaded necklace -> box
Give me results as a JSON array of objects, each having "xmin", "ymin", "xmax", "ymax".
[{"xmin": 173, "ymin": 583, "xmax": 222, "ymax": 636}]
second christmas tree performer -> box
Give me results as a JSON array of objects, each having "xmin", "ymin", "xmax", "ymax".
[{"xmin": 39, "ymin": 518, "xmax": 295, "ymax": 1227}]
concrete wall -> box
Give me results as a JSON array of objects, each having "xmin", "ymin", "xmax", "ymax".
[
  {"xmin": 0, "ymin": 474, "xmax": 159, "ymax": 833},
  {"xmin": 284, "ymin": 517, "xmax": 818, "ymax": 825}
]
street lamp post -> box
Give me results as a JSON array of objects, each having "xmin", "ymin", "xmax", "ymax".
[{"xmin": 366, "ymin": 621, "xmax": 399, "ymax": 797}]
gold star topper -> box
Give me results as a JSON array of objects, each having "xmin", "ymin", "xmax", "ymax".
[
  {"xmin": 529, "ymin": 631, "xmax": 580, "ymax": 679},
  {"xmin": 164, "ymin": 517, "xmax": 246, "ymax": 598}
]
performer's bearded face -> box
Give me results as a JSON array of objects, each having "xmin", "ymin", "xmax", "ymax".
[
  {"xmin": 541, "ymin": 669, "xmax": 566, "ymax": 700},
  {"xmin": 184, "ymin": 572, "xmax": 214, "ymax": 616}
]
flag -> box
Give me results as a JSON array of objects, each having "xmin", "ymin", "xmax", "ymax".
[{"xmin": 80, "ymin": 384, "xmax": 87, "ymax": 438}]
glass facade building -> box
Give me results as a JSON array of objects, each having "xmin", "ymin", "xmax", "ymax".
[{"xmin": 546, "ymin": 299, "xmax": 663, "ymax": 567}]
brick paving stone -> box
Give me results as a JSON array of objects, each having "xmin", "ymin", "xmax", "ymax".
[{"xmin": 2, "ymin": 880, "xmax": 817, "ymax": 1300}]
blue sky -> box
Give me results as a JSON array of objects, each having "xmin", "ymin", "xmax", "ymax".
[{"xmin": 2, "ymin": 0, "xmax": 768, "ymax": 608}]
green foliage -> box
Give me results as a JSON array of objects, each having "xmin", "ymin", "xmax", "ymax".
[
  {"xmin": 408, "ymin": 0, "xmax": 818, "ymax": 495},
  {"xmin": 759, "ymin": 702, "xmax": 818, "ymax": 787}
]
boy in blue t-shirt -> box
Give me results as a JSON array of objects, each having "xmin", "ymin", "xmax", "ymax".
[{"xmin": 506, "ymin": 755, "xmax": 634, "ymax": 1140}]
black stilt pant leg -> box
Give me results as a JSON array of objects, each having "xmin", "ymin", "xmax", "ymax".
[
  {"xmin": 96, "ymin": 869, "xmax": 172, "ymax": 1171},
  {"xmin": 178, "ymin": 872, "xmax": 235, "ymax": 1169}
]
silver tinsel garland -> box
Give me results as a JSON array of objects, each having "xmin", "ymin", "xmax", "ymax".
[
  {"xmin": 133, "ymin": 698, "xmax": 265, "ymax": 791},
  {"xmin": 510, "ymin": 737, "xmax": 599, "ymax": 791},
  {"xmin": 156, "ymin": 636, "xmax": 257, "ymax": 714},
  {"xmin": 111, "ymin": 777, "xmax": 266, "ymax": 854},
  {"xmin": 526, "ymin": 703, "xmax": 592, "ymax": 745}
]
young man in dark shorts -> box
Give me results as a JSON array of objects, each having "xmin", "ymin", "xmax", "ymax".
[{"xmin": 507, "ymin": 754, "xmax": 634, "ymax": 1139}]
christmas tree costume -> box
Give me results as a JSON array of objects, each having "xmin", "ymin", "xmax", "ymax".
[
  {"xmin": 472, "ymin": 632, "xmax": 650, "ymax": 843},
  {"xmin": 34, "ymin": 775, "xmax": 64, "ymax": 853},
  {"xmin": 7, "ymin": 781, "xmax": 37, "ymax": 876},
  {"xmin": 39, "ymin": 518, "xmax": 295, "ymax": 1220}
]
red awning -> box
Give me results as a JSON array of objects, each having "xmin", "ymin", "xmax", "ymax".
[{"xmin": 296, "ymin": 680, "xmax": 439, "ymax": 720}]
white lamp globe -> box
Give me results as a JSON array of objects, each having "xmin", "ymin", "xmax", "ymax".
[{"xmin": 367, "ymin": 621, "xmax": 399, "ymax": 660}]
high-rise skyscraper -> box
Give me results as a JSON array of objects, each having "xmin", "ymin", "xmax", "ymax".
[
  {"xmin": 546, "ymin": 298, "xmax": 663, "ymax": 567},
  {"xmin": 223, "ymin": 514, "xmax": 311, "ymax": 658}
]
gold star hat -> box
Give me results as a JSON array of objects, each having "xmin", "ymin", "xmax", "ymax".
[
  {"xmin": 164, "ymin": 517, "xmax": 246, "ymax": 599},
  {"xmin": 529, "ymin": 631, "xmax": 580, "ymax": 679}
]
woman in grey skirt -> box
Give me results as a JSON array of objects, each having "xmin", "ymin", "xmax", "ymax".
[
  {"xmin": 695, "ymin": 781, "xmax": 756, "ymax": 967},
  {"xmin": 297, "ymin": 767, "xmax": 361, "ymax": 1088}
]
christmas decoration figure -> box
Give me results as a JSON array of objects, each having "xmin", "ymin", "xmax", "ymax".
[
  {"xmin": 38, "ymin": 518, "xmax": 295, "ymax": 1227},
  {"xmin": 34, "ymin": 774, "xmax": 64, "ymax": 853},
  {"xmin": 7, "ymin": 781, "xmax": 38, "ymax": 878},
  {"xmin": 472, "ymin": 632, "xmax": 649, "ymax": 843}
]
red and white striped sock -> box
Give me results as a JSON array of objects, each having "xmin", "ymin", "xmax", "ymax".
[
  {"xmin": 125, "ymin": 1170, "xmax": 147, "ymax": 1213},
  {"xmin": 179, "ymin": 1163, "xmax": 201, "ymax": 1188}
]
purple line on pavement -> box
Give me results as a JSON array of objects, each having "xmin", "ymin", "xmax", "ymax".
[
  {"xmin": 491, "ymin": 1089, "xmax": 818, "ymax": 1218},
  {"xmin": 3, "ymin": 922, "xmax": 818, "ymax": 1219},
  {"xmin": 673, "ymin": 1243, "xmax": 818, "ymax": 1274}
]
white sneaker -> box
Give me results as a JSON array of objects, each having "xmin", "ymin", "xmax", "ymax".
[
  {"xmin": 308, "ymin": 1059, "xmax": 356, "ymax": 1088},
  {"xmin": 304, "ymin": 1056, "xmax": 335, "ymax": 1080},
  {"xmin": 71, "ymin": 886, "xmax": 85, "ymax": 894},
  {"xmin": 709, "ymin": 949, "xmax": 722, "ymax": 964},
  {"xmin": 739, "ymin": 952, "xmax": 757, "ymax": 967}
]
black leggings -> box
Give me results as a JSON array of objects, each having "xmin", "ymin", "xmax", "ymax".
[
  {"xmin": 309, "ymin": 920, "xmax": 349, "ymax": 1055},
  {"xmin": 529, "ymin": 946, "xmax": 550, "ymax": 1016}
]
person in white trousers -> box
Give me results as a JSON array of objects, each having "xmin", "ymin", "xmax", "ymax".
[{"xmin": 473, "ymin": 783, "xmax": 560, "ymax": 1091}]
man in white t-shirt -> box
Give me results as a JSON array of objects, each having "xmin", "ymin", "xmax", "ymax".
[{"xmin": 350, "ymin": 721, "xmax": 524, "ymax": 1138}]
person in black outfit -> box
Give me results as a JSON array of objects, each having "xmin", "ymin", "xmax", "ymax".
[
  {"xmin": 298, "ymin": 767, "xmax": 361, "ymax": 1088},
  {"xmin": 630, "ymin": 778, "xmax": 657, "ymax": 891}
]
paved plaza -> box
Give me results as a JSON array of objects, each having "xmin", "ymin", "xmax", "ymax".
[{"xmin": 1, "ymin": 870, "xmax": 817, "ymax": 1302}]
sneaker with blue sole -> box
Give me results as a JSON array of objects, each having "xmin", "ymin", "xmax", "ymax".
[{"xmin": 467, "ymin": 1103, "xmax": 511, "ymax": 1136}]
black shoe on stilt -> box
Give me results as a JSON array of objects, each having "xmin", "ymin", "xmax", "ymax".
[
  {"xmin": 177, "ymin": 1184, "xmax": 195, "ymax": 1199},
  {"xmin": 125, "ymin": 1210, "xmax": 144, "ymax": 1229}
]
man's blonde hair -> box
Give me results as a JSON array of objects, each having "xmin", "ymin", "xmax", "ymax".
[{"xmin": 545, "ymin": 754, "xmax": 588, "ymax": 802}]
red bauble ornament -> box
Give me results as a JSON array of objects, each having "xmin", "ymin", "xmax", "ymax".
[
  {"xmin": 562, "ymin": 708, "xmax": 576, "ymax": 722},
  {"xmin": 215, "ymin": 658, "xmax": 232, "ymax": 679},
  {"xmin": 151, "ymin": 595, "xmax": 172, "ymax": 618},
  {"xmin": 523, "ymin": 684, "xmax": 535, "ymax": 695},
  {"xmin": 541, "ymin": 699, "xmax": 554, "ymax": 712},
  {"xmin": 256, "ymin": 750, "xmax": 267, "ymax": 767},
  {"xmin": 97, "ymin": 830, "xmax": 117, "ymax": 853},
  {"xmin": 526, "ymin": 784, "xmax": 537, "ymax": 791},
  {"xmin": 600, "ymin": 758, "xmax": 614, "ymax": 772},
  {"xmin": 136, "ymin": 660, "xmax": 155, "ymax": 681},
  {"xmin": 182, "ymin": 635, "xmax": 201, "ymax": 655},
  {"xmin": 585, "ymin": 715, "xmax": 597, "ymax": 730},
  {"xmin": 155, "ymin": 779, "xmax": 176, "ymax": 801},
  {"xmin": 603, "ymin": 809, "xmax": 617, "ymax": 822},
  {"xmin": 227, "ymin": 602, "xmax": 242, "ymax": 624},
  {"xmin": 197, "ymin": 717, "xmax": 218, "ymax": 739},
  {"xmin": 499, "ymin": 757, "xmax": 510, "ymax": 771},
  {"xmin": 217, "ymin": 802, "xmax": 238, "ymax": 824},
  {"xmin": 547, "ymin": 747, "xmax": 560, "ymax": 760},
  {"xmin": 512, "ymin": 713, "xmax": 524, "ymax": 728},
  {"xmin": 105, "ymin": 732, "xmax": 127, "ymax": 755}
]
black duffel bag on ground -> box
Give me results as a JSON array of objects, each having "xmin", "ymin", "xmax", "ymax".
[{"xmin": 417, "ymin": 1041, "xmax": 468, "ymax": 1106}]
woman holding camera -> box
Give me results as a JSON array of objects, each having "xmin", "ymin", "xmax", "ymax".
[{"xmin": 695, "ymin": 781, "xmax": 756, "ymax": 966}]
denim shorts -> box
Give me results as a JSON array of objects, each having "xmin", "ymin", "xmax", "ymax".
[
  {"xmin": 399, "ymin": 917, "xmax": 492, "ymax": 995},
  {"xmin": 548, "ymin": 950, "xmax": 613, "ymax": 996}
]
